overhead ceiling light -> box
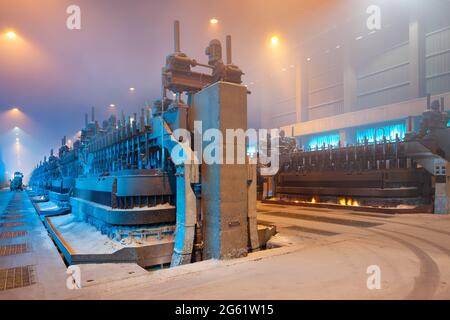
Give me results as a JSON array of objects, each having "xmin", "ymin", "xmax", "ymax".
[
  {"xmin": 5, "ymin": 30, "xmax": 17, "ymax": 40},
  {"xmin": 210, "ymin": 18, "xmax": 219, "ymax": 25},
  {"xmin": 129, "ymin": 87, "xmax": 135, "ymax": 92},
  {"xmin": 271, "ymin": 36, "xmax": 279, "ymax": 46}
]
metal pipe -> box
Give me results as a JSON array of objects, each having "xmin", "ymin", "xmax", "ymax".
[
  {"xmin": 195, "ymin": 62, "xmax": 214, "ymax": 69},
  {"xmin": 145, "ymin": 108, "xmax": 150, "ymax": 125},
  {"xmin": 226, "ymin": 35, "xmax": 232, "ymax": 64},
  {"xmin": 161, "ymin": 65, "xmax": 167, "ymax": 171},
  {"xmin": 140, "ymin": 108, "xmax": 145, "ymax": 132},
  {"xmin": 174, "ymin": 20, "xmax": 180, "ymax": 53}
]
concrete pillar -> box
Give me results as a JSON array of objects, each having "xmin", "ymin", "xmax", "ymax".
[
  {"xmin": 339, "ymin": 129, "xmax": 347, "ymax": 147},
  {"xmin": 262, "ymin": 179, "xmax": 268, "ymax": 199},
  {"xmin": 343, "ymin": 50, "xmax": 357, "ymax": 113},
  {"xmin": 171, "ymin": 163, "xmax": 198, "ymax": 266},
  {"xmin": 247, "ymin": 163, "xmax": 259, "ymax": 252},
  {"xmin": 409, "ymin": 0, "xmax": 426, "ymax": 99},
  {"xmin": 295, "ymin": 57, "xmax": 309, "ymax": 123},
  {"xmin": 192, "ymin": 82, "xmax": 252, "ymax": 259},
  {"xmin": 434, "ymin": 161, "xmax": 450, "ymax": 214},
  {"xmin": 406, "ymin": 117, "xmax": 414, "ymax": 134}
]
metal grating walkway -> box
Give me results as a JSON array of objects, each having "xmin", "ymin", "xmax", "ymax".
[
  {"xmin": 0, "ymin": 222, "xmax": 24, "ymax": 228},
  {"xmin": 3, "ymin": 211, "xmax": 24, "ymax": 215},
  {"xmin": 0, "ymin": 231, "xmax": 27, "ymax": 239},
  {"xmin": 1, "ymin": 216, "xmax": 24, "ymax": 221},
  {"xmin": 0, "ymin": 265, "xmax": 36, "ymax": 291},
  {"xmin": 0, "ymin": 244, "xmax": 29, "ymax": 256}
]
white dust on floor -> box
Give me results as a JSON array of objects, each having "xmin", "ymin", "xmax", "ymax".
[
  {"xmin": 49, "ymin": 214, "xmax": 172, "ymax": 254},
  {"xmin": 37, "ymin": 201, "xmax": 59, "ymax": 211},
  {"xmin": 50, "ymin": 214, "xmax": 124, "ymax": 254}
]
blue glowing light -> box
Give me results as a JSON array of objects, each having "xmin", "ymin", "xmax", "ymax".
[
  {"xmin": 0, "ymin": 148, "xmax": 5, "ymax": 185},
  {"xmin": 247, "ymin": 145, "xmax": 257, "ymax": 156},
  {"xmin": 356, "ymin": 122, "xmax": 406, "ymax": 144},
  {"xmin": 305, "ymin": 132, "xmax": 340, "ymax": 150}
]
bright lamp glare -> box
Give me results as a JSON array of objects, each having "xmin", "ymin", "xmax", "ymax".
[
  {"xmin": 5, "ymin": 31, "xmax": 17, "ymax": 40},
  {"xmin": 271, "ymin": 36, "xmax": 279, "ymax": 46}
]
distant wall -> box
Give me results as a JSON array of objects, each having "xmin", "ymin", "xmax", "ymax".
[{"xmin": 261, "ymin": 0, "xmax": 450, "ymax": 131}]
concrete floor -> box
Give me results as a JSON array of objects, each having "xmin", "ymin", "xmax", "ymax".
[
  {"xmin": 1, "ymin": 190, "xmax": 450, "ymax": 299},
  {"xmin": 0, "ymin": 190, "xmax": 73, "ymax": 299}
]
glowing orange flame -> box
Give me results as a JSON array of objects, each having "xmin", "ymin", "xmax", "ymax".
[{"xmin": 339, "ymin": 197, "xmax": 360, "ymax": 207}]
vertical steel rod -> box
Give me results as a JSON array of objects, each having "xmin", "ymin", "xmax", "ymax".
[
  {"xmin": 226, "ymin": 35, "xmax": 232, "ymax": 64},
  {"xmin": 174, "ymin": 20, "xmax": 181, "ymax": 53}
]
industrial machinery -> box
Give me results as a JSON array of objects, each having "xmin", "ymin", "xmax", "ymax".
[
  {"xmin": 0, "ymin": 150, "xmax": 6, "ymax": 189},
  {"xmin": 29, "ymin": 21, "xmax": 262, "ymax": 268},
  {"xmin": 10, "ymin": 172, "xmax": 24, "ymax": 191},
  {"xmin": 263, "ymin": 97, "xmax": 450, "ymax": 214}
]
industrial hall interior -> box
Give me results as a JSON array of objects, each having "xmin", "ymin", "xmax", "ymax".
[{"xmin": 1, "ymin": 0, "xmax": 450, "ymax": 300}]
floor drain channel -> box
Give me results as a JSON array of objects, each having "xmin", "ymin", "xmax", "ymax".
[{"xmin": 0, "ymin": 265, "xmax": 37, "ymax": 291}]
